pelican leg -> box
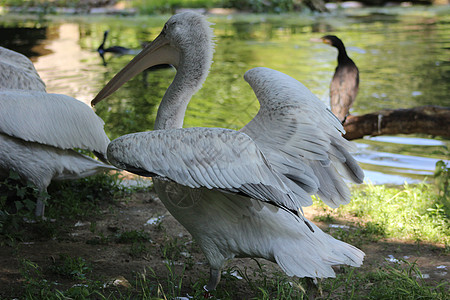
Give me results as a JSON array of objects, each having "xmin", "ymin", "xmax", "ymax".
[
  {"xmin": 35, "ymin": 195, "xmax": 45, "ymax": 217},
  {"xmin": 305, "ymin": 277, "xmax": 319, "ymax": 300},
  {"xmin": 203, "ymin": 267, "xmax": 221, "ymax": 296}
]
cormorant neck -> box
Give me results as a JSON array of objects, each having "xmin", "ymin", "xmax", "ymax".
[
  {"xmin": 98, "ymin": 32, "xmax": 108, "ymax": 51},
  {"xmin": 337, "ymin": 49, "xmax": 349, "ymax": 63},
  {"xmin": 334, "ymin": 41, "xmax": 349, "ymax": 63}
]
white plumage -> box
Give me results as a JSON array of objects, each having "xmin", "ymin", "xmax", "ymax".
[
  {"xmin": 92, "ymin": 12, "xmax": 364, "ymax": 292},
  {"xmin": 0, "ymin": 47, "xmax": 115, "ymax": 217},
  {"xmin": 241, "ymin": 67, "xmax": 364, "ymax": 208},
  {"xmin": 0, "ymin": 47, "xmax": 46, "ymax": 91}
]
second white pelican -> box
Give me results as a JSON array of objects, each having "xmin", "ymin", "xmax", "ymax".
[
  {"xmin": 92, "ymin": 12, "xmax": 365, "ymax": 293},
  {"xmin": 0, "ymin": 46, "xmax": 46, "ymax": 91},
  {"xmin": 0, "ymin": 47, "xmax": 115, "ymax": 217}
]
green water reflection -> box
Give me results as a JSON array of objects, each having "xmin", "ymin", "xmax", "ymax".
[
  {"xmin": 88, "ymin": 10, "xmax": 450, "ymax": 139},
  {"xmin": 0, "ymin": 7, "xmax": 449, "ymax": 183}
]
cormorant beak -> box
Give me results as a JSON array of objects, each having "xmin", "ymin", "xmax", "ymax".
[
  {"xmin": 322, "ymin": 38, "xmax": 332, "ymax": 45},
  {"xmin": 309, "ymin": 37, "xmax": 332, "ymax": 45},
  {"xmin": 91, "ymin": 32, "xmax": 179, "ymax": 106},
  {"xmin": 309, "ymin": 37, "xmax": 323, "ymax": 43}
]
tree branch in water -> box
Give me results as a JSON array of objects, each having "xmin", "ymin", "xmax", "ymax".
[{"xmin": 343, "ymin": 105, "xmax": 450, "ymax": 140}]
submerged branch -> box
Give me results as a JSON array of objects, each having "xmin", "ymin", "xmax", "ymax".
[{"xmin": 343, "ymin": 105, "xmax": 450, "ymax": 140}]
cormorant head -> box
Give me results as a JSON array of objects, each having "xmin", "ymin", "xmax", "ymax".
[{"xmin": 321, "ymin": 35, "xmax": 345, "ymax": 50}]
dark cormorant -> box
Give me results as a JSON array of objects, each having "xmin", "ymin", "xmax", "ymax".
[
  {"xmin": 97, "ymin": 31, "xmax": 139, "ymax": 66},
  {"xmin": 321, "ymin": 35, "xmax": 359, "ymax": 123},
  {"xmin": 97, "ymin": 30, "xmax": 136, "ymax": 56}
]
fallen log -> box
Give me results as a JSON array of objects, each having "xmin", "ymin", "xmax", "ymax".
[{"xmin": 343, "ymin": 105, "xmax": 450, "ymax": 140}]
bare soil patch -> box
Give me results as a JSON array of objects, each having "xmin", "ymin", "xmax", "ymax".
[{"xmin": 1, "ymin": 190, "xmax": 448, "ymax": 298}]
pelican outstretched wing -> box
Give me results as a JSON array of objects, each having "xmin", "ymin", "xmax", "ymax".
[
  {"xmin": 107, "ymin": 127, "xmax": 312, "ymax": 211},
  {"xmin": 0, "ymin": 90, "xmax": 110, "ymax": 155},
  {"xmin": 0, "ymin": 46, "xmax": 46, "ymax": 91},
  {"xmin": 241, "ymin": 67, "xmax": 364, "ymax": 208}
]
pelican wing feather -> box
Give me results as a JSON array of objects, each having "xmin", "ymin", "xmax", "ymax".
[
  {"xmin": 0, "ymin": 90, "xmax": 110, "ymax": 154},
  {"xmin": 0, "ymin": 46, "xmax": 46, "ymax": 91},
  {"xmin": 0, "ymin": 133, "xmax": 116, "ymax": 191},
  {"xmin": 107, "ymin": 127, "xmax": 313, "ymax": 210},
  {"xmin": 241, "ymin": 67, "xmax": 364, "ymax": 208}
]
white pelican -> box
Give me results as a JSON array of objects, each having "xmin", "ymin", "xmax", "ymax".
[
  {"xmin": 0, "ymin": 46, "xmax": 115, "ymax": 217},
  {"xmin": 0, "ymin": 46, "xmax": 46, "ymax": 91},
  {"xmin": 92, "ymin": 12, "xmax": 365, "ymax": 293}
]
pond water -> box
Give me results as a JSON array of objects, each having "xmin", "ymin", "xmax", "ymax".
[{"xmin": 1, "ymin": 6, "xmax": 449, "ymax": 185}]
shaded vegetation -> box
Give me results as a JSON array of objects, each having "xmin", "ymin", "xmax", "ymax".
[
  {"xmin": 222, "ymin": 0, "xmax": 303, "ymax": 13},
  {"xmin": 12, "ymin": 239, "xmax": 450, "ymax": 299},
  {"xmin": 0, "ymin": 172, "xmax": 129, "ymax": 246},
  {"xmin": 131, "ymin": 0, "xmax": 221, "ymax": 14},
  {"xmin": 0, "ymin": 0, "xmax": 436, "ymax": 15},
  {"xmin": 1, "ymin": 162, "xmax": 449, "ymax": 298}
]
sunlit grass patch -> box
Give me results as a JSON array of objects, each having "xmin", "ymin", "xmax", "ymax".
[
  {"xmin": 321, "ymin": 261, "xmax": 448, "ymax": 300},
  {"xmin": 321, "ymin": 221, "xmax": 386, "ymax": 248},
  {"xmin": 313, "ymin": 182, "xmax": 450, "ymax": 247}
]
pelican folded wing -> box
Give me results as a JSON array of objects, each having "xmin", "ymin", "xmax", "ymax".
[
  {"xmin": 0, "ymin": 90, "xmax": 110, "ymax": 154},
  {"xmin": 107, "ymin": 127, "xmax": 312, "ymax": 211}
]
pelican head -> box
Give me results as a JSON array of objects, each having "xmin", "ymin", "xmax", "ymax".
[{"xmin": 92, "ymin": 11, "xmax": 214, "ymax": 106}]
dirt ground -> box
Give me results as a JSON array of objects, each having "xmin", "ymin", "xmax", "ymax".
[{"xmin": 0, "ymin": 189, "xmax": 449, "ymax": 298}]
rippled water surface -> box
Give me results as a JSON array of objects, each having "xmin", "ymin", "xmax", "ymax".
[{"xmin": 1, "ymin": 6, "xmax": 449, "ymax": 184}]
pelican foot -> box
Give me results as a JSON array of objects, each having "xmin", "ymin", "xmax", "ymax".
[
  {"xmin": 203, "ymin": 267, "xmax": 221, "ymax": 298},
  {"xmin": 202, "ymin": 286, "xmax": 212, "ymax": 299},
  {"xmin": 305, "ymin": 277, "xmax": 321, "ymax": 300}
]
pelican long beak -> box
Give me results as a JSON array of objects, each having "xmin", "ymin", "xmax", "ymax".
[{"xmin": 91, "ymin": 33, "xmax": 179, "ymax": 106}]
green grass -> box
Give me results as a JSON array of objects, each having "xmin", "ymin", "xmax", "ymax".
[
  {"xmin": 313, "ymin": 182, "xmax": 450, "ymax": 248},
  {"xmin": 19, "ymin": 258, "xmax": 107, "ymax": 299},
  {"xmin": 49, "ymin": 254, "xmax": 93, "ymax": 280},
  {"xmin": 131, "ymin": 0, "xmax": 222, "ymax": 14},
  {"xmin": 1, "ymin": 167, "xmax": 449, "ymax": 299},
  {"xmin": 1, "ymin": 0, "xmax": 311, "ymax": 15},
  {"xmin": 0, "ymin": 171, "xmax": 141, "ymax": 246},
  {"xmin": 320, "ymin": 262, "xmax": 448, "ymax": 300},
  {"xmin": 15, "ymin": 250, "xmax": 448, "ymax": 299}
]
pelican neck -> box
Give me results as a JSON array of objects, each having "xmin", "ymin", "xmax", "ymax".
[
  {"xmin": 154, "ymin": 66, "xmax": 207, "ymax": 130},
  {"xmin": 154, "ymin": 40, "xmax": 212, "ymax": 130}
]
